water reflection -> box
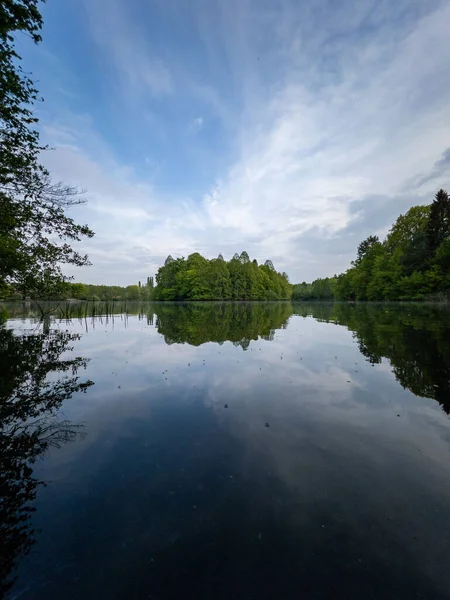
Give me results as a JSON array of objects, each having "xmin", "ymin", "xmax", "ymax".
[
  {"xmin": 2, "ymin": 303, "xmax": 450, "ymax": 599},
  {"xmin": 3, "ymin": 301, "xmax": 450, "ymax": 414},
  {"xmin": 294, "ymin": 303, "xmax": 450, "ymax": 414},
  {"xmin": 153, "ymin": 302, "xmax": 291, "ymax": 347},
  {"xmin": 0, "ymin": 327, "xmax": 93, "ymax": 596}
]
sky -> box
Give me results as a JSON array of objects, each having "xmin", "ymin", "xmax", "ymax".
[{"xmin": 19, "ymin": 0, "xmax": 450, "ymax": 284}]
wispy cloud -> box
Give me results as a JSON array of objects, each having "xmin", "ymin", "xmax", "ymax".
[
  {"xmin": 37, "ymin": 0, "xmax": 450, "ymax": 284},
  {"xmin": 82, "ymin": 0, "xmax": 173, "ymax": 98},
  {"xmin": 188, "ymin": 116, "xmax": 204, "ymax": 132}
]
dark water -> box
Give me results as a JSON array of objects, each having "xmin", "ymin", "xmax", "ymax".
[{"xmin": 2, "ymin": 302, "xmax": 450, "ymax": 600}]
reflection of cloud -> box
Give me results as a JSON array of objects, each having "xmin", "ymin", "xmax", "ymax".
[{"xmin": 15, "ymin": 310, "xmax": 450, "ymax": 598}]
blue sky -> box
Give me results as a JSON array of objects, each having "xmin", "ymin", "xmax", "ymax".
[{"xmin": 20, "ymin": 0, "xmax": 450, "ymax": 284}]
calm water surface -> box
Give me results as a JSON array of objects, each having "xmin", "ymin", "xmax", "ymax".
[{"xmin": 2, "ymin": 302, "xmax": 450, "ymax": 599}]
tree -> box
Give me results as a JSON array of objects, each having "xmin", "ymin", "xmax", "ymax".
[
  {"xmin": 1, "ymin": 182, "xmax": 94, "ymax": 298},
  {"xmin": 208, "ymin": 259, "xmax": 232, "ymax": 299},
  {"xmin": 176, "ymin": 253, "xmax": 211, "ymax": 300},
  {"xmin": 355, "ymin": 235, "xmax": 380, "ymax": 265},
  {"xmin": 427, "ymin": 189, "xmax": 450, "ymax": 254},
  {"xmin": 69, "ymin": 283, "xmax": 89, "ymax": 300},
  {"xmin": 384, "ymin": 205, "xmax": 431, "ymax": 276},
  {"xmin": 435, "ymin": 239, "xmax": 450, "ymax": 272},
  {"xmin": 125, "ymin": 285, "xmax": 140, "ymax": 300},
  {"xmin": 153, "ymin": 252, "xmax": 291, "ymax": 301},
  {"xmin": 0, "ymin": 1, "xmax": 94, "ymax": 297},
  {"xmin": 0, "ymin": 0, "xmax": 45, "ymax": 192},
  {"xmin": 295, "ymin": 190, "xmax": 450, "ymax": 301},
  {"xmin": 292, "ymin": 281, "xmax": 312, "ymax": 300},
  {"xmin": 227, "ymin": 254, "xmax": 246, "ymax": 300},
  {"xmin": 154, "ymin": 257, "xmax": 186, "ymax": 300}
]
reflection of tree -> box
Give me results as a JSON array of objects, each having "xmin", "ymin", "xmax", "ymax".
[
  {"xmin": 0, "ymin": 328, "xmax": 93, "ymax": 597},
  {"xmin": 154, "ymin": 302, "xmax": 292, "ymax": 348},
  {"xmin": 294, "ymin": 303, "xmax": 450, "ymax": 414}
]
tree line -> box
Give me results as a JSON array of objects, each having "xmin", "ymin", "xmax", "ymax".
[
  {"xmin": 293, "ymin": 189, "xmax": 450, "ymax": 301},
  {"xmin": 66, "ymin": 276, "xmax": 154, "ymax": 301},
  {"xmin": 153, "ymin": 252, "xmax": 291, "ymax": 301}
]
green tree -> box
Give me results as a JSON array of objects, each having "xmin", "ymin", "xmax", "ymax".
[
  {"xmin": 227, "ymin": 255, "xmax": 246, "ymax": 300},
  {"xmin": 152, "ymin": 252, "xmax": 291, "ymax": 301},
  {"xmin": 427, "ymin": 189, "xmax": 450, "ymax": 254},
  {"xmin": 176, "ymin": 253, "xmax": 211, "ymax": 300},
  {"xmin": 385, "ymin": 205, "xmax": 431, "ymax": 276},
  {"xmin": 208, "ymin": 258, "xmax": 232, "ymax": 299},
  {"xmin": 295, "ymin": 190, "xmax": 450, "ymax": 301},
  {"xmin": 355, "ymin": 235, "xmax": 379, "ymax": 264},
  {"xmin": 154, "ymin": 257, "xmax": 186, "ymax": 300},
  {"xmin": 125, "ymin": 285, "xmax": 140, "ymax": 300},
  {"xmin": 0, "ymin": 1, "xmax": 94, "ymax": 298},
  {"xmin": 69, "ymin": 283, "xmax": 89, "ymax": 300}
]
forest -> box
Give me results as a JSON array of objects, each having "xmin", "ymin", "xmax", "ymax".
[
  {"xmin": 66, "ymin": 278, "xmax": 154, "ymax": 301},
  {"xmin": 152, "ymin": 252, "xmax": 291, "ymax": 301},
  {"xmin": 293, "ymin": 189, "xmax": 450, "ymax": 301}
]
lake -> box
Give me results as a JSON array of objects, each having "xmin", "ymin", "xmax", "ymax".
[{"xmin": 2, "ymin": 302, "xmax": 450, "ymax": 599}]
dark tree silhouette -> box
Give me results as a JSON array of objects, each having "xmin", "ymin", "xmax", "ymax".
[
  {"xmin": 427, "ymin": 189, "xmax": 450, "ymax": 254},
  {"xmin": 355, "ymin": 235, "xmax": 380, "ymax": 265},
  {"xmin": 0, "ymin": 327, "xmax": 94, "ymax": 596}
]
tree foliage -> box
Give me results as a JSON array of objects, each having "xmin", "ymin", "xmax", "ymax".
[
  {"xmin": 427, "ymin": 189, "xmax": 450, "ymax": 254},
  {"xmin": 0, "ymin": 0, "xmax": 94, "ymax": 298},
  {"xmin": 295, "ymin": 190, "xmax": 450, "ymax": 302},
  {"xmin": 292, "ymin": 277, "xmax": 337, "ymax": 300},
  {"xmin": 153, "ymin": 252, "xmax": 291, "ymax": 301},
  {"xmin": 64, "ymin": 279, "xmax": 155, "ymax": 301}
]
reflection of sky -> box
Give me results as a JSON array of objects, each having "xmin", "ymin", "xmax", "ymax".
[
  {"xmin": 13, "ymin": 313, "xmax": 450, "ymax": 474},
  {"xmin": 10, "ymin": 313, "xmax": 450, "ymax": 599}
]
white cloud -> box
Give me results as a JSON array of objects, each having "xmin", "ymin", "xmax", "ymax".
[
  {"xmin": 40, "ymin": 0, "xmax": 450, "ymax": 284},
  {"xmin": 188, "ymin": 116, "xmax": 204, "ymax": 132},
  {"xmin": 82, "ymin": 0, "xmax": 173, "ymax": 98}
]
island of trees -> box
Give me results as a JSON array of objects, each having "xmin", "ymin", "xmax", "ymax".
[{"xmin": 153, "ymin": 253, "xmax": 291, "ymax": 300}]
